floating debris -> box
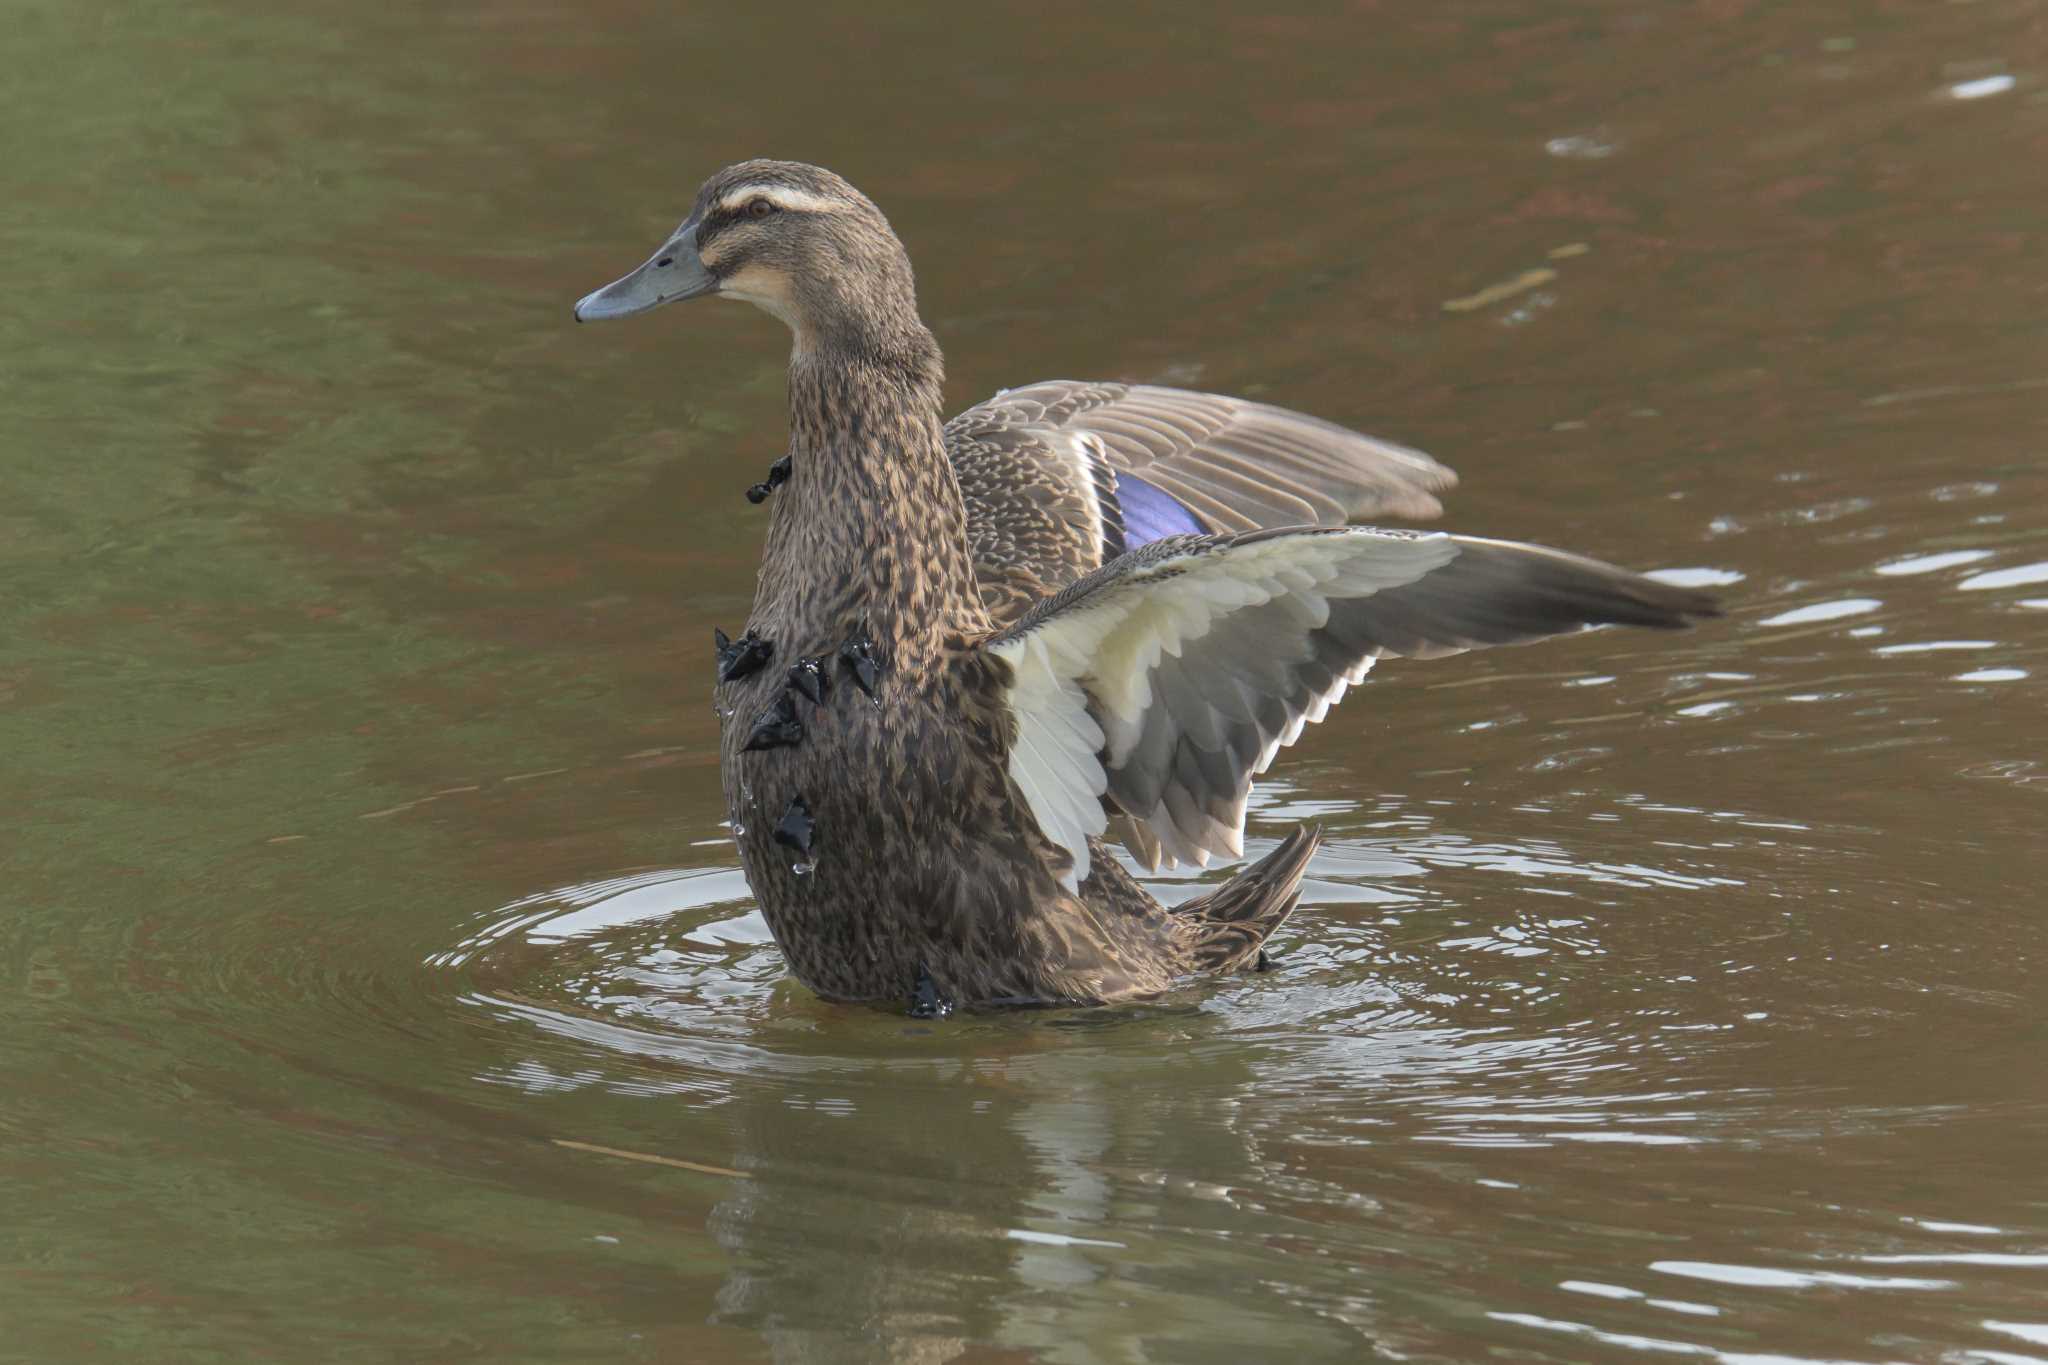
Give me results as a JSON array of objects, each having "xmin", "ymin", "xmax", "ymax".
[
  {"xmin": 772, "ymin": 794, "xmax": 814, "ymax": 856},
  {"xmin": 1544, "ymin": 131, "xmax": 1618, "ymax": 160},
  {"xmin": 745, "ymin": 454, "xmax": 792, "ymax": 504},
  {"xmin": 550, "ymin": 1138, "xmax": 747, "ymax": 1180},
  {"xmin": 787, "ymin": 655, "xmax": 829, "ymax": 704},
  {"xmin": 715, "ymin": 628, "xmax": 773, "ymax": 683},
  {"xmin": 838, "ymin": 632, "xmax": 881, "ymax": 696},
  {"xmin": 1443, "ymin": 268, "xmax": 1558, "ymax": 313},
  {"xmin": 742, "ymin": 693, "xmax": 804, "ymax": 751},
  {"xmin": 909, "ymin": 964, "xmax": 953, "ymax": 1019}
]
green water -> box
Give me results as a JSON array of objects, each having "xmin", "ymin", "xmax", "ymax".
[{"xmin": 5, "ymin": 1, "xmax": 2047, "ymax": 1360}]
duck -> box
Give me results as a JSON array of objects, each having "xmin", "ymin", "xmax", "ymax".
[{"xmin": 573, "ymin": 159, "xmax": 1719, "ymax": 1014}]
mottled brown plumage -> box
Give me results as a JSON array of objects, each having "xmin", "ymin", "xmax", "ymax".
[
  {"xmin": 574, "ymin": 160, "xmax": 1720, "ymax": 1012},
  {"xmin": 946, "ymin": 380, "xmax": 1458, "ymax": 619}
]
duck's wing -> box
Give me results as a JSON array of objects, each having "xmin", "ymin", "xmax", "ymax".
[
  {"xmin": 947, "ymin": 382, "xmax": 1456, "ymax": 620},
  {"xmin": 982, "ymin": 527, "xmax": 1719, "ymax": 889}
]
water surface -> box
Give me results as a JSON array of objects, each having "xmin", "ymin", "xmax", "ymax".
[{"xmin": 5, "ymin": 1, "xmax": 2047, "ymax": 1360}]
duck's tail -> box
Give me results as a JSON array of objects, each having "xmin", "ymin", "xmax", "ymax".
[{"xmin": 1179, "ymin": 824, "xmax": 1321, "ymax": 973}]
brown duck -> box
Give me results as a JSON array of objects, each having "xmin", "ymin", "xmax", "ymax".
[{"xmin": 574, "ymin": 160, "xmax": 1718, "ymax": 1014}]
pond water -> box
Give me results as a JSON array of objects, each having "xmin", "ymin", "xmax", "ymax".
[{"xmin": 6, "ymin": 1, "xmax": 2046, "ymax": 1360}]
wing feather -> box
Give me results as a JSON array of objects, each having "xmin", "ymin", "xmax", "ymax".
[
  {"xmin": 986, "ymin": 527, "xmax": 1720, "ymax": 886},
  {"xmin": 947, "ymin": 382, "xmax": 1461, "ymax": 622},
  {"xmin": 967, "ymin": 382, "xmax": 1456, "ymax": 529}
]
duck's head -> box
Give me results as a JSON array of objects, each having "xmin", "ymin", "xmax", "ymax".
[{"xmin": 574, "ymin": 159, "xmax": 923, "ymax": 352}]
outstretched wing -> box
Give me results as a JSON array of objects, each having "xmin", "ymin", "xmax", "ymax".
[
  {"xmin": 983, "ymin": 527, "xmax": 1719, "ymax": 890},
  {"xmin": 947, "ymin": 381, "xmax": 1457, "ymax": 619}
]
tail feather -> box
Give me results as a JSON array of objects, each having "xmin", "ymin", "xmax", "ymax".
[{"xmin": 1180, "ymin": 824, "xmax": 1321, "ymax": 973}]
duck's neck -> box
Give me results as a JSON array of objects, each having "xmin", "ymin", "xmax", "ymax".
[{"xmin": 754, "ymin": 326, "xmax": 988, "ymax": 661}]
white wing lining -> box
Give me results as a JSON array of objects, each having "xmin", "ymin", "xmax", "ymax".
[
  {"xmin": 989, "ymin": 530, "xmax": 1459, "ymax": 888},
  {"xmin": 985, "ymin": 524, "xmax": 1715, "ymax": 888},
  {"xmin": 998, "ymin": 633, "xmax": 1110, "ymax": 890}
]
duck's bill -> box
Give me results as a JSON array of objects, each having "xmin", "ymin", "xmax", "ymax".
[{"xmin": 573, "ymin": 223, "xmax": 715, "ymax": 322}]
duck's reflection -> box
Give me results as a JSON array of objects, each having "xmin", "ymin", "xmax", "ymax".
[{"xmin": 690, "ymin": 1016, "xmax": 1384, "ymax": 1364}]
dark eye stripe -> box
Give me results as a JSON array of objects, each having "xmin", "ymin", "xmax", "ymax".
[
  {"xmin": 697, "ymin": 201, "xmax": 782, "ymax": 249},
  {"xmin": 696, "ymin": 210, "xmax": 742, "ymax": 249}
]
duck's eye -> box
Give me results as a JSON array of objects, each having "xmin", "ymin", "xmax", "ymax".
[{"xmin": 746, "ymin": 197, "xmax": 778, "ymax": 220}]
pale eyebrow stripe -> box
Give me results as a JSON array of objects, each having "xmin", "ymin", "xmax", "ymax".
[{"xmin": 714, "ymin": 185, "xmax": 842, "ymax": 215}]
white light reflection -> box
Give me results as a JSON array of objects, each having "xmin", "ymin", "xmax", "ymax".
[
  {"xmin": 1962, "ymin": 563, "xmax": 2048, "ymax": 591},
  {"xmin": 1647, "ymin": 567, "xmax": 1746, "ymax": 588},
  {"xmin": 1651, "ymin": 1260, "xmax": 1953, "ymax": 1290},
  {"xmin": 1758, "ymin": 599, "xmax": 1882, "ymax": 627},
  {"xmin": 1949, "ymin": 74, "xmax": 2016, "ymax": 99},
  {"xmin": 1874, "ymin": 549, "xmax": 1993, "ymax": 576}
]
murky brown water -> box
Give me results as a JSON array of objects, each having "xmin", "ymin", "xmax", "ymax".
[{"xmin": 6, "ymin": 0, "xmax": 2047, "ymax": 1359}]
